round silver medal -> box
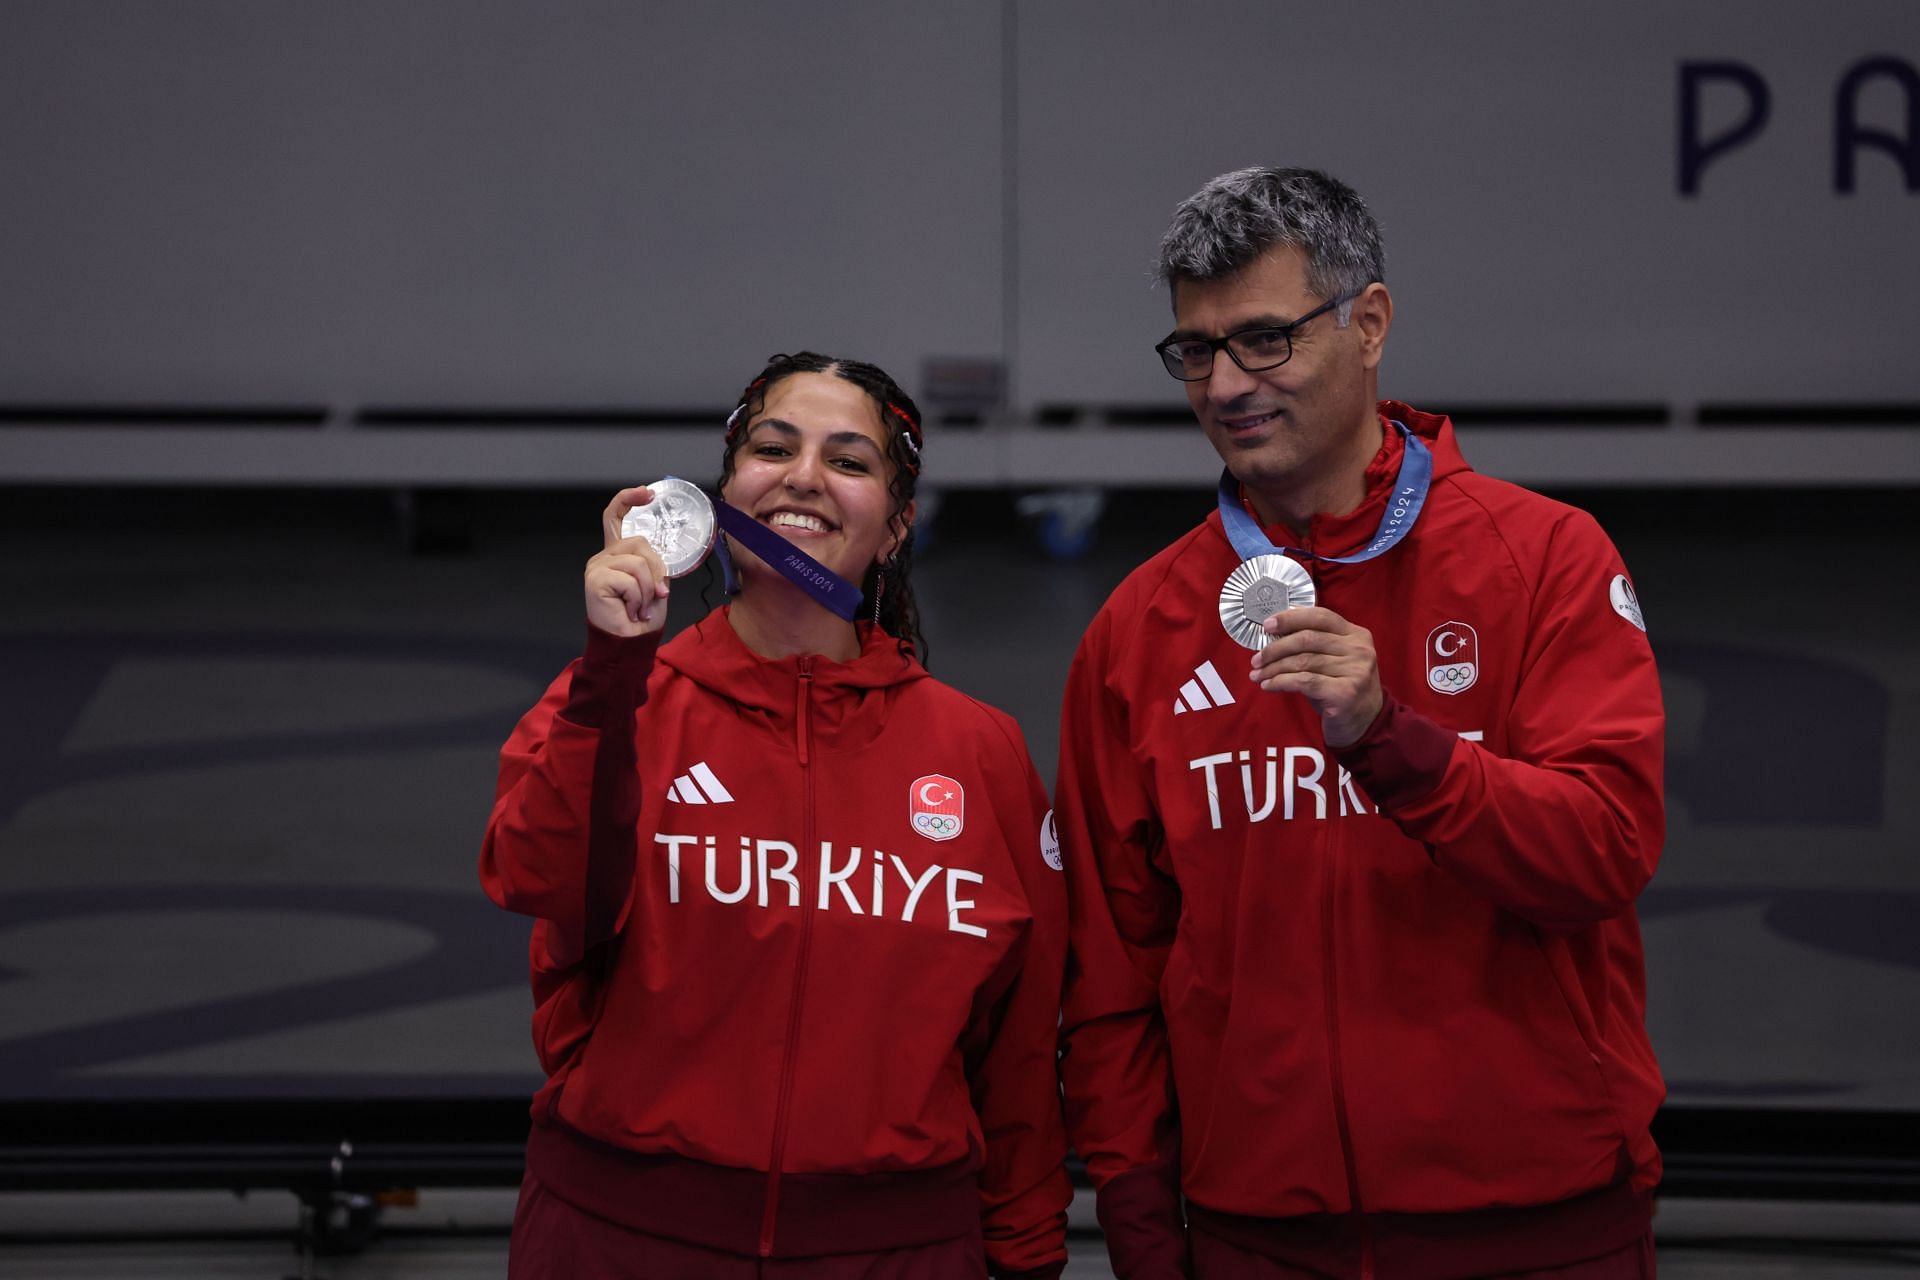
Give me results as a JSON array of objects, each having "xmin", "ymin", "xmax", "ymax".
[
  {"xmin": 620, "ymin": 476, "xmax": 717, "ymax": 578},
  {"xmin": 1218, "ymin": 554, "xmax": 1316, "ymax": 650}
]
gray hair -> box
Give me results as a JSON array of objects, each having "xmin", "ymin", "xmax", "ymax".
[{"xmin": 1157, "ymin": 167, "xmax": 1384, "ymax": 323}]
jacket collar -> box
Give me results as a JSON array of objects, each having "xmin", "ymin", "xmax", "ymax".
[
  {"xmin": 656, "ymin": 607, "xmax": 928, "ymax": 748},
  {"xmin": 1217, "ymin": 400, "xmax": 1470, "ymax": 560}
]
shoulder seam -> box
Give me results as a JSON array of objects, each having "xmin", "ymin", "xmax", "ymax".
[
  {"xmin": 1443, "ymin": 476, "xmax": 1551, "ymax": 601},
  {"xmin": 955, "ymin": 690, "xmax": 1031, "ymax": 764}
]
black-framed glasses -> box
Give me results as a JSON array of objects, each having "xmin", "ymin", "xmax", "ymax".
[{"xmin": 1154, "ymin": 290, "xmax": 1362, "ymax": 381}]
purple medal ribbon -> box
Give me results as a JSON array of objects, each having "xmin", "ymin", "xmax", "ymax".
[{"xmin": 712, "ymin": 499, "xmax": 863, "ymax": 621}]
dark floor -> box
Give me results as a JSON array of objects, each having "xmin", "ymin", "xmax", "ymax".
[{"xmin": 2, "ymin": 1190, "xmax": 1920, "ymax": 1277}]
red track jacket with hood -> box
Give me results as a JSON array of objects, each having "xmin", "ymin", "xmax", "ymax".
[
  {"xmin": 482, "ymin": 609, "xmax": 1071, "ymax": 1277},
  {"xmin": 1057, "ymin": 404, "xmax": 1666, "ymax": 1279}
]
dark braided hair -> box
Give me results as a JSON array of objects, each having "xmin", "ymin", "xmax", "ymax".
[{"xmin": 716, "ymin": 351, "xmax": 928, "ymax": 666}]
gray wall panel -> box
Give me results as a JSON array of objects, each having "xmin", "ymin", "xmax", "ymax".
[
  {"xmin": 2, "ymin": 1, "xmax": 1915, "ymax": 468},
  {"xmin": 1015, "ymin": 2, "xmax": 1920, "ymax": 408},
  {"xmin": 0, "ymin": 1, "xmax": 1003, "ymax": 405}
]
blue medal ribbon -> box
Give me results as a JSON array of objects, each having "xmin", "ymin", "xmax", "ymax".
[
  {"xmin": 1216, "ymin": 419, "xmax": 1434, "ymax": 569},
  {"xmin": 712, "ymin": 499, "xmax": 864, "ymax": 621}
]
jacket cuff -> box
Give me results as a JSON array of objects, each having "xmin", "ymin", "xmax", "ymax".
[
  {"xmin": 561, "ymin": 623, "xmax": 661, "ymax": 727},
  {"xmin": 1331, "ymin": 694, "xmax": 1457, "ymax": 813},
  {"xmin": 1095, "ymin": 1162, "xmax": 1188, "ymax": 1280}
]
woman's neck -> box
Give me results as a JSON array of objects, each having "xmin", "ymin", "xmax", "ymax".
[{"xmin": 726, "ymin": 577, "xmax": 862, "ymax": 662}]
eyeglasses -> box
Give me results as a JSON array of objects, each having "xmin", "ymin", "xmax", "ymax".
[{"xmin": 1154, "ymin": 290, "xmax": 1362, "ymax": 381}]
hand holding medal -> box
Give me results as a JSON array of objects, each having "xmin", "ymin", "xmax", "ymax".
[
  {"xmin": 1217, "ymin": 419, "xmax": 1432, "ymax": 746},
  {"xmin": 588, "ymin": 483, "xmax": 690, "ymax": 637},
  {"xmin": 1250, "ymin": 608, "xmax": 1384, "ymax": 749},
  {"xmin": 588, "ymin": 468, "xmax": 870, "ymax": 639}
]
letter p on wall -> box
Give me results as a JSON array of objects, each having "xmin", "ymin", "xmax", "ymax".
[
  {"xmin": 1679, "ymin": 55, "xmax": 1920, "ymax": 195},
  {"xmin": 1678, "ymin": 60, "xmax": 1772, "ymax": 195}
]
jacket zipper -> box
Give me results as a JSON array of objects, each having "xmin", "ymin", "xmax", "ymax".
[
  {"xmin": 1322, "ymin": 823, "xmax": 1372, "ymax": 1277},
  {"xmin": 759, "ymin": 661, "xmax": 817, "ymax": 1256},
  {"xmin": 1312, "ymin": 559, "xmax": 1371, "ymax": 1280}
]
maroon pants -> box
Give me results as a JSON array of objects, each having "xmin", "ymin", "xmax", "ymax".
[
  {"xmin": 509, "ymin": 1174, "xmax": 990, "ymax": 1280},
  {"xmin": 1190, "ymin": 1226, "xmax": 1656, "ymax": 1280}
]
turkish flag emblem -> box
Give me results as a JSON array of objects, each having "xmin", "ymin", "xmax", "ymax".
[
  {"xmin": 909, "ymin": 774, "xmax": 965, "ymax": 842},
  {"xmin": 1426, "ymin": 622, "xmax": 1479, "ymax": 696}
]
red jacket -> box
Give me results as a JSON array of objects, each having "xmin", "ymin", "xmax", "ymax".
[
  {"xmin": 481, "ymin": 609, "xmax": 1071, "ymax": 1277},
  {"xmin": 1057, "ymin": 404, "xmax": 1666, "ymax": 1278}
]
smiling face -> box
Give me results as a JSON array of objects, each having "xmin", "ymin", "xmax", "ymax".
[
  {"xmin": 1171, "ymin": 244, "xmax": 1391, "ymax": 523},
  {"xmin": 719, "ymin": 371, "xmax": 912, "ymax": 586}
]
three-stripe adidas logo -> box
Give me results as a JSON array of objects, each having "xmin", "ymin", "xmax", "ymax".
[
  {"xmin": 1172, "ymin": 660, "xmax": 1237, "ymax": 715},
  {"xmin": 667, "ymin": 761, "xmax": 735, "ymax": 805}
]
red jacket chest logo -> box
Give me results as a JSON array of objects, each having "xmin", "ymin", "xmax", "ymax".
[
  {"xmin": 910, "ymin": 774, "xmax": 965, "ymax": 842},
  {"xmin": 1426, "ymin": 622, "xmax": 1480, "ymax": 696}
]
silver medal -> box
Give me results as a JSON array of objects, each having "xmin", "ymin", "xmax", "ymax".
[
  {"xmin": 620, "ymin": 476, "xmax": 717, "ymax": 578},
  {"xmin": 1218, "ymin": 554, "xmax": 1315, "ymax": 650}
]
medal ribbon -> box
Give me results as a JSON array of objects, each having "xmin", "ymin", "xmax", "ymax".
[
  {"xmin": 1216, "ymin": 420, "xmax": 1434, "ymax": 568},
  {"xmin": 711, "ymin": 498, "xmax": 864, "ymax": 621}
]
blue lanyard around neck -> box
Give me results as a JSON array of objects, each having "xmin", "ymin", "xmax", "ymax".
[{"xmin": 1216, "ymin": 420, "xmax": 1434, "ymax": 566}]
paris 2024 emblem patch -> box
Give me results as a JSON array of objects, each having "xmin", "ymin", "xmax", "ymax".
[{"xmin": 1610, "ymin": 574, "xmax": 1647, "ymax": 632}]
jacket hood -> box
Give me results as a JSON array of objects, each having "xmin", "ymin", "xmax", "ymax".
[
  {"xmin": 656, "ymin": 607, "xmax": 930, "ymax": 749},
  {"xmin": 1381, "ymin": 400, "xmax": 1470, "ymax": 483}
]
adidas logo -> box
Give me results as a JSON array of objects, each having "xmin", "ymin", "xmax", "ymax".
[
  {"xmin": 1172, "ymin": 660, "xmax": 1237, "ymax": 715},
  {"xmin": 667, "ymin": 761, "xmax": 735, "ymax": 805}
]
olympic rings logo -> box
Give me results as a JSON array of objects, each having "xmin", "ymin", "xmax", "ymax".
[
  {"xmin": 1433, "ymin": 665, "xmax": 1473, "ymax": 682},
  {"xmin": 916, "ymin": 814, "xmax": 959, "ymax": 834}
]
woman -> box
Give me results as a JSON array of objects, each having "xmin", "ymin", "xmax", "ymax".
[{"xmin": 480, "ymin": 352, "xmax": 1071, "ymax": 1278}]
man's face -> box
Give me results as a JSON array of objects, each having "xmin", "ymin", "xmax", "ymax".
[{"xmin": 1170, "ymin": 244, "xmax": 1382, "ymax": 508}]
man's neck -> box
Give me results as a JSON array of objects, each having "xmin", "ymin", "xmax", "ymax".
[{"xmin": 1245, "ymin": 415, "xmax": 1388, "ymax": 534}]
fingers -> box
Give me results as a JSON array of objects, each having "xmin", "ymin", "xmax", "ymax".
[
  {"xmin": 1252, "ymin": 626, "xmax": 1372, "ymax": 667},
  {"xmin": 1263, "ymin": 606, "xmax": 1354, "ymax": 638},
  {"xmin": 598, "ymin": 550, "xmax": 667, "ymax": 595},
  {"xmin": 593, "ymin": 549, "xmax": 667, "ymax": 601},
  {"xmin": 1255, "ymin": 670, "xmax": 1340, "ymax": 700},
  {"xmin": 586, "ymin": 569, "xmax": 647, "ymax": 623},
  {"xmin": 1253, "ymin": 628, "xmax": 1345, "ymax": 662},
  {"xmin": 585, "ymin": 488, "xmax": 675, "ymax": 637},
  {"xmin": 609, "ymin": 539, "xmax": 672, "ymax": 594},
  {"xmin": 1249, "ymin": 608, "xmax": 1377, "ymax": 694},
  {"xmin": 601, "ymin": 485, "xmax": 655, "ymax": 549},
  {"xmin": 1251, "ymin": 650, "xmax": 1358, "ymax": 690},
  {"xmin": 1246, "ymin": 605, "xmax": 1384, "ymax": 744}
]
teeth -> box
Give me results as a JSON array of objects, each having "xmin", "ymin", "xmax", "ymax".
[{"xmin": 769, "ymin": 512, "xmax": 829, "ymax": 533}]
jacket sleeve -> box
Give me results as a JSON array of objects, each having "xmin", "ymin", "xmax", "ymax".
[
  {"xmin": 967, "ymin": 712, "xmax": 1074, "ymax": 1280},
  {"xmin": 1054, "ymin": 610, "xmax": 1189, "ymax": 1280},
  {"xmin": 478, "ymin": 624, "xmax": 659, "ymax": 977},
  {"xmin": 1336, "ymin": 509, "xmax": 1665, "ymax": 933}
]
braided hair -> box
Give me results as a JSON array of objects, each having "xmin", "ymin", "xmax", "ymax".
[{"xmin": 716, "ymin": 351, "xmax": 928, "ymax": 665}]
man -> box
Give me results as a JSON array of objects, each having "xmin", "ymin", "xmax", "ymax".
[{"xmin": 1056, "ymin": 167, "xmax": 1665, "ymax": 1279}]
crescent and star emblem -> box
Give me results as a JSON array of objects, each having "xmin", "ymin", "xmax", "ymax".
[
  {"xmin": 919, "ymin": 782, "xmax": 952, "ymax": 806},
  {"xmin": 1434, "ymin": 630, "xmax": 1463, "ymax": 657}
]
